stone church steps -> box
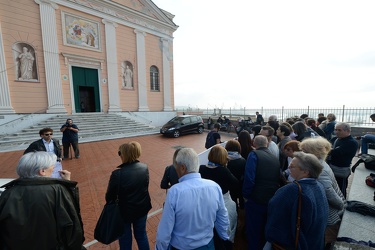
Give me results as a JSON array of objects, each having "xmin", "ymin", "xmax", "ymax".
[{"xmin": 0, "ymin": 113, "xmax": 159, "ymax": 151}]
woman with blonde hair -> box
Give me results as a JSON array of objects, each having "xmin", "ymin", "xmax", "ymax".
[
  {"xmin": 300, "ymin": 137, "xmax": 345, "ymax": 244},
  {"xmin": 105, "ymin": 141, "xmax": 151, "ymax": 250}
]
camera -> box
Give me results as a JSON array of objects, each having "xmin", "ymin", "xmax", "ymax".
[{"xmin": 65, "ymin": 123, "xmax": 72, "ymax": 127}]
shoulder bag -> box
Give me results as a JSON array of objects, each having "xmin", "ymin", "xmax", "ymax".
[
  {"xmin": 352, "ymin": 154, "xmax": 375, "ymax": 173},
  {"xmin": 272, "ymin": 181, "xmax": 302, "ymax": 250},
  {"xmin": 94, "ymin": 172, "xmax": 124, "ymax": 244}
]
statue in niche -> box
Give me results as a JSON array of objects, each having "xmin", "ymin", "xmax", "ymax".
[
  {"xmin": 18, "ymin": 47, "xmax": 35, "ymax": 80},
  {"xmin": 122, "ymin": 64, "xmax": 133, "ymax": 88}
]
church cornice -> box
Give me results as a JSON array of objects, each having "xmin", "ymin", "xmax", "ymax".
[{"xmin": 54, "ymin": 0, "xmax": 178, "ymax": 38}]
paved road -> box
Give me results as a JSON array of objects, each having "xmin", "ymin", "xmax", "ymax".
[{"xmin": 0, "ymin": 131, "xmax": 242, "ymax": 250}]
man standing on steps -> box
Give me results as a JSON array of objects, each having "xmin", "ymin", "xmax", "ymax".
[{"xmin": 60, "ymin": 118, "xmax": 80, "ymax": 159}]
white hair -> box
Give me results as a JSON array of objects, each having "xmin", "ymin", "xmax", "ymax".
[
  {"xmin": 175, "ymin": 148, "xmax": 199, "ymax": 173},
  {"xmin": 268, "ymin": 115, "xmax": 278, "ymax": 121},
  {"xmin": 254, "ymin": 135, "xmax": 268, "ymax": 148},
  {"xmin": 17, "ymin": 152, "xmax": 56, "ymax": 178}
]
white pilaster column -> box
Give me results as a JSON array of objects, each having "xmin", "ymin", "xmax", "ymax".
[
  {"xmin": 102, "ymin": 19, "xmax": 122, "ymax": 112},
  {"xmin": 134, "ymin": 29, "xmax": 149, "ymax": 111},
  {"xmin": 161, "ymin": 38, "xmax": 172, "ymax": 111},
  {"xmin": 0, "ymin": 23, "xmax": 15, "ymax": 113},
  {"xmin": 35, "ymin": 0, "xmax": 66, "ymax": 113}
]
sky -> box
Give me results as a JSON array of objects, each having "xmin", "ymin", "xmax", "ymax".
[{"xmin": 151, "ymin": 0, "xmax": 375, "ymax": 109}]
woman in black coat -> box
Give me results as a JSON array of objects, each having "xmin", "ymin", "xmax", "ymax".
[
  {"xmin": 225, "ymin": 139, "xmax": 246, "ymax": 209},
  {"xmin": 105, "ymin": 141, "xmax": 151, "ymax": 250}
]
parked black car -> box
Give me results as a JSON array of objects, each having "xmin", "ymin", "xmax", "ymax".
[{"xmin": 160, "ymin": 115, "xmax": 204, "ymax": 138}]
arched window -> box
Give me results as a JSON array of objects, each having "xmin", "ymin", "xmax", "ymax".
[{"xmin": 150, "ymin": 66, "xmax": 159, "ymax": 91}]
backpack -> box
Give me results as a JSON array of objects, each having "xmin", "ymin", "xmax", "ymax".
[
  {"xmin": 351, "ymin": 154, "xmax": 375, "ymax": 173},
  {"xmin": 205, "ymin": 131, "xmax": 217, "ymax": 149}
]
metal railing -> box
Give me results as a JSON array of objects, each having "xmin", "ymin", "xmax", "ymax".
[{"xmin": 176, "ymin": 106, "xmax": 375, "ymax": 127}]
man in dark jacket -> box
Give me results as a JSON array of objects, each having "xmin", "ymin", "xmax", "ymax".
[
  {"xmin": 255, "ymin": 112, "xmax": 264, "ymax": 125},
  {"xmin": 24, "ymin": 127, "xmax": 62, "ymax": 161},
  {"xmin": 328, "ymin": 122, "xmax": 358, "ymax": 198},
  {"xmin": 243, "ymin": 135, "xmax": 280, "ymax": 250},
  {"xmin": 205, "ymin": 123, "xmax": 221, "ymax": 149},
  {"xmin": 160, "ymin": 148, "xmax": 181, "ymax": 190}
]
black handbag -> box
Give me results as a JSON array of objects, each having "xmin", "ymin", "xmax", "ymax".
[{"xmin": 94, "ymin": 174, "xmax": 124, "ymax": 244}]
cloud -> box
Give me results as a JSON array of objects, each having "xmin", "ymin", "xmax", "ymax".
[{"xmin": 154, "ymin": 0, "xmax": 375, "ymax": 108}]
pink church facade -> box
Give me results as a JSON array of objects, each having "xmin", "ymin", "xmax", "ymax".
[{"xmin": 0, "ymin": 0, "xmax": 178, "ymax": 114}]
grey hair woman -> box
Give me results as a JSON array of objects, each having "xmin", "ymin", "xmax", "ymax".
[
  {"xmin": 265, "ymin": 151, "xmax": 328, "ymax": 249},
  {"xmin": 0, "ymin": 151, "xmax": 83, "ymax": 249},
  {"xmin": 17, "ymin": 151, "xmax": 71, "ymax": 180},
  {"xmin": 18, "ymin": 151, "xmax": 56, "ymax": 177}
]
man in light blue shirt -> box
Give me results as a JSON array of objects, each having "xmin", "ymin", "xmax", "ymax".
[{"xmin": 156, "ymin": 148, "xmax": 229, "ymax": 250}]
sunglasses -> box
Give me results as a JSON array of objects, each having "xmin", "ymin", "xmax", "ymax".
[{"xmin": 44, "ymin": 133, "xmax": 53, "ymax": 136}]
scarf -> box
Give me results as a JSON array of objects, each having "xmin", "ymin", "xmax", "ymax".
[
  {"xmin": 227, "ymin": 151, "xmax": 242, "ymax": 160},
  {"xmin": 207, "ymin": 161, "xmax": 224, "ymax": 168}
]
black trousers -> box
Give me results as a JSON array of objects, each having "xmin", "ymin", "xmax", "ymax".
[{"xmin": 63, "ymin": 141, "xmax": 80, "ymax": 158}]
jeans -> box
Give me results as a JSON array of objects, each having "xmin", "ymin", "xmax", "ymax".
[
  {"xmin": 335, "ymin": 176, "xmax": 349, "ymax": 199},
  {"xmin": 118, "ymin": 215, "xmax": 149, "ymax": 250},
  {"xmin": 361, "ymin": 134, "xmax": 375, "ymax": 154},
  {"xmin": 245, "ymin": 199, "xmax": 268, "ymax": 250},
  {"xmin": 171, "ymin": 238, "xmax": 214, "ymax": 250}
]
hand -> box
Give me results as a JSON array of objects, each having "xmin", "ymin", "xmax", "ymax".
[{"xmin": 59, "ymin": 170, "xmax": 71, "ymax": 180}]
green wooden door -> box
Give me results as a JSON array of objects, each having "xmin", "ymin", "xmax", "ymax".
[{"xmin": 72, "ymin": 67, "xmax": 100, "ymax": 112}]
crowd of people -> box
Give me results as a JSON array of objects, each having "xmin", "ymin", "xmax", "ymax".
[
  {"xmin": 160, "ymin": 112, "xmax": 373, "ymax": 250},
  {"xmin": 0, "ymin": 112, "xmax": 374, "ymax": 250}
]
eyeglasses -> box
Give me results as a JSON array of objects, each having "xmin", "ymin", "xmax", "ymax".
[
  {"xmin": 289, "ymin": 165, "xmax": 300, "ymax": 169},
  {"xmin": 44, "ymin": 133, "xmax": 53, "ymax": 136}
]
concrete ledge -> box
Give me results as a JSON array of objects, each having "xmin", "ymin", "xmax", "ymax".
[
  {"xmin": 332, "ymin": 241, "xmax": 374, "ymax": 250},
  {"xmin": 337, "ymin": 150, "xmax": 375, "ymax": 248}
]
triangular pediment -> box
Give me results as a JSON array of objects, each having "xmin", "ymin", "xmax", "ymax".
[
  {"xmin": 111, "ymin": 0, "xmax": 176, "ymax": 24},
  {"xmin": 65, "ymin": 0, "xmax": 178, "ymax": 36}
]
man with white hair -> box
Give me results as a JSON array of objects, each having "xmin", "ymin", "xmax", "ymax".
[{"xmin": 156, "ymin": 148, "xmax": 229, "ymax": 250}]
